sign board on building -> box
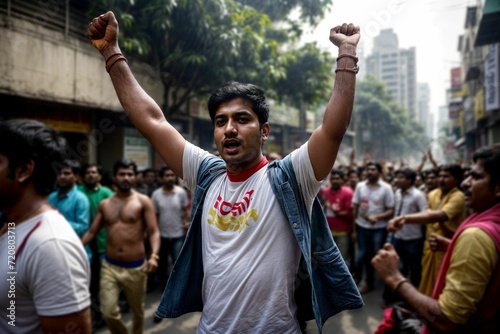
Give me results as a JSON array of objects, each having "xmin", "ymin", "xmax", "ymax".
[
  {"xmin": 124, "ymin": 128, "xmax": 150, "ymax": 170},
  {"xmin": 451, "ymin": 67, "xmax": 462, "ymax": 92},
  {"xmin": 475, "ymin": 87, "xmax": 485, "ymax": 121},
  {"xmin": 445, "ymin": 140, "xmax": 456, "ymax": 156},
  {"xmin": 485, "ymin": 44, "xmax": 499, "ymax": 111},
  {"xmin": 463, "ymin": 96, "xmax": 476, "ymax": 133},
  {"xmin": 190, "ymin": 99, "xmax": 210, "ymax": 120},
  {"xmin": 449, "ymin": 100, "xmax": 462, "ymax": 119}
]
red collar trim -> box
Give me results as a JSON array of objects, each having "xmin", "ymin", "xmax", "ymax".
[{"xmin": 227, "ymin": 157, "xmax": 269, "ymax": 182}]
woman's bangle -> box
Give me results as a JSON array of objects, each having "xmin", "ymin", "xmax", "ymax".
[
  {"xmin": 393, "ymin": 278, "xmax": 409, "ymax": 293},
  {"xmin": 150, "ymin": 253, "xmax": 160, "ymax": 261}
]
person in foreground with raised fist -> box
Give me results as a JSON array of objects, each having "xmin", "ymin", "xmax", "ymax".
[
  {"xmin": 87, "ymin": 11, "xmax": 363, "ymax": 333},
  {"xmin": 372, "ymin": 144, "xmax": 500, "ymax": 333}
]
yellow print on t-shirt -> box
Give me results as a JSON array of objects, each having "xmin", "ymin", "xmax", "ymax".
[{"xmin": 207, "ymin": 190, "xmax": 259, "ymax": 232}]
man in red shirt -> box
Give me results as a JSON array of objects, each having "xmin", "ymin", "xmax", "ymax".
[{"xmin": 321, "ymin": 168, "xmax": 354, "ymax": 266}]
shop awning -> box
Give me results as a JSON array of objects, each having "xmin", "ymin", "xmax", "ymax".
[{"xmin": 475, "ymin": 0, "xmax": 500, "ymax": 47}]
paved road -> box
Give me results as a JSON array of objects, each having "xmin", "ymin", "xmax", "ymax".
[{"xmin": 95, "ymin": 281, "xmax": 386, "ymax": 334}]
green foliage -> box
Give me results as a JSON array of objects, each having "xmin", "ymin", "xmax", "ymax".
[
  {"xmin": 274, "ymin": 42, "xmax": 334, "ymax": 103},
  {"xmin": 354, "ymin": 76, "xmax": 430, "ymax": 161},
  {"xmin": 237, "ymin": 0, "xmax": 333, "ymax": 25},
  {"xmin": 88, "ymin": 0, "xmax": 335, "ymax": 117}
]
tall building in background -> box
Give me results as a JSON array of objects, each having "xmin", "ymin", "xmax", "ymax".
[
  {"xmin": 366, "ymin": 29, "xmax": 418, "ymax": 120},
  {"xmin": 426, "ymin": 112, "xmax": 435, "ymax": 142},
  {"xmin": 417, "ymin": 83, "xmax": 430, "ymax": 125},
  {"xmin": 418, "ymin": 83, "xmax": 433, "ymax": 138},
  {"xmin": 438, "ymin": 105, "xmax": 449, "ymax": 136}
]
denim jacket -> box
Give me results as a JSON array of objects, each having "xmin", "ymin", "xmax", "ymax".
[{"xmin": 156, "ymin": 155, "xmax": 363, "ymax": 332}]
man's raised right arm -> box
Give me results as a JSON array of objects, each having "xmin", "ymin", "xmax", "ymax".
[{"xmin": 87, "ymin": 11, "xmax": 185, "ymax": 177}]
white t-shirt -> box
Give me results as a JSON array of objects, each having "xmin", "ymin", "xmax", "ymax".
[
  {"xmin": 352, "ymin": 179, "xmax": 395, "ymax": 229},
  {"xmin": 393, "ymin": 187, "xmax": 428, "ymax": 240},
  {"xmin": 152, "ymin": 185, "xmax": 189, "ymax": 238},
  {"xmin": 0, "ymin": 210, "xmax": 91, "ymax": 333},
  {"xmin": 183, "ymin": 142, "xmax": 321, "ymax": 334}
]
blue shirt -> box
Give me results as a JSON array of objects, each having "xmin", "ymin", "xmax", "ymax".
[{"xmin": 49, "ymin": 186, "xmax": 91, "ymax": 261}]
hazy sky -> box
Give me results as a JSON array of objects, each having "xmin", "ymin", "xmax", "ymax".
[{"xmin": 303, "ymin": 0, "xmax": 476, "ymax": 117}]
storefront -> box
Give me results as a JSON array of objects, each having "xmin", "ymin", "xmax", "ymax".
[{"xmin": 0, "ymin": 94, "xmax": 92, "ymax": 162}]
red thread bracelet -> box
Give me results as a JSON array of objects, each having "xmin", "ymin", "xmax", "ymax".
[{"xmin": 337, "ymin": 53, "xmax": 359, "ymax": 63}]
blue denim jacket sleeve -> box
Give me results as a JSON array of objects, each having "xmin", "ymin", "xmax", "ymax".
[{"xmin": 267, "ymin": 156, "xmax": 363, "ymax": 333}]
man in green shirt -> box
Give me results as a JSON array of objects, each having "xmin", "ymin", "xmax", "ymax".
[{"xmin": 79, "ymin": 163, "xmax": 113, "ymax": 330}]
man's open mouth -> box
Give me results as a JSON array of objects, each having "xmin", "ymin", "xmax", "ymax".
[{"xmin": 223, "ymin": 139, "xmax": 241, "ymax": 148}]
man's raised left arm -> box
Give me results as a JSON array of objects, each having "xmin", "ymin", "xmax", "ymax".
[{"xmin": 308, "ymin": 23, "xmax": 360, "ymax": 181}]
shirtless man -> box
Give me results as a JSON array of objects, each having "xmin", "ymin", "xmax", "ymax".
[{"xmin": 82, "ymin": 159, "xmax": 160, "ymax": 334}]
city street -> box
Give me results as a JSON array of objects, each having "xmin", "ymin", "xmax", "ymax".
[{"xmin": 96, "ymin": 281, "xmax": 386, "ymax": 334}]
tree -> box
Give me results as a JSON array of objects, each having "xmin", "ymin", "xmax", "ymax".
[
  {"xmin": 274, "ymin": 42, "xmax": 336, "ymax": 129},
  {"xmin": 89, "ymin": 0, "xmax": 335, "ymax": 119},
  {"xmin": 353, "ymin": 76, "xmax": 430, "ymax": 161},
  {"xmin": 237, "ymin": 0, "xmax": 333, "ymax": 25}
]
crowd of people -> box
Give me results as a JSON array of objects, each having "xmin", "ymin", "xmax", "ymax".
[
  {"xmin": 319, "ymin": 149, "xmax": 466, "ymax": 298},
  {"xmin": 318, "ymin": 147, "xmax": 500, "ymax": 333},
  {"xmin": 2, "ymin": 121, "xmax": 499, "ymax": 334},
  {"xmin": 1, "ymin": 9, "xmax": 499, "ymax": 334}
]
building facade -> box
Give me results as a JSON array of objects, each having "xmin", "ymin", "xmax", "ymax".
[
  {"xmin": 0, "ymin": 0, "xmax": 165, "ymax": 171},
  {"xmin": 447, "ymin": 1, "xmax": 500, "ymax": 162},
  {"xmin": 365, "ymin": 28, "xmax": 418, "ymax": 121},
  {"xmin": 417, "ymin": 83, "xmax": 433, "ymax": 139},
  {"xmin": 0, "ymin": 0, "xmax": 310, "ymax": 173}
]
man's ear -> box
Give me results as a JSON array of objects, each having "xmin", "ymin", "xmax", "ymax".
[
  {"xmin": 261, "ymin": 123, "xmax": 270, "ymax": 141},
  {"xmin": 16, "ymin": 160, "xmax": 35, "ymax": 183}
]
